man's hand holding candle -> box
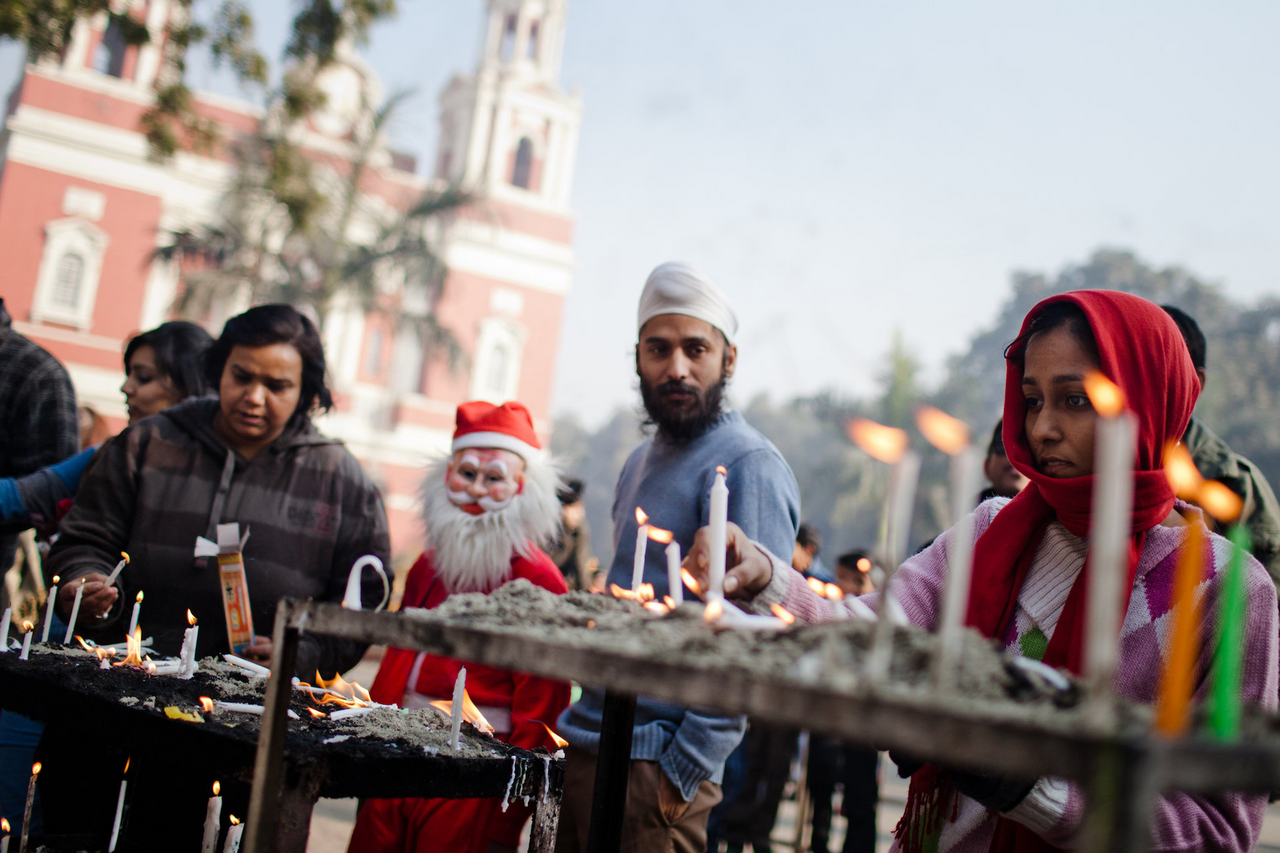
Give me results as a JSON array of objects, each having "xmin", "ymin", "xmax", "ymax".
[
  {"xmin": 683, "ymin": 521, "xmax": 773, "ymax": 598},
  {"xmin": 57, "ymin": 572, "xmax": 118, "ymax": 620}
]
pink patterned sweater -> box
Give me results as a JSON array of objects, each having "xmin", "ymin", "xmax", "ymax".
[{"xmin": 749, "ymin": 498, "xmax": 1279, "ymax": 852}]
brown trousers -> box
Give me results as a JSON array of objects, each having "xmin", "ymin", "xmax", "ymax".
[{"xmin": 555, "ymin": 745, "xmax": 723, "ymax": 853}]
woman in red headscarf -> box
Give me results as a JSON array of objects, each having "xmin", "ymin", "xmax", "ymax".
[{"xmin": 687, "ymin": 291, "xmax": 1278, "ymax": 852}]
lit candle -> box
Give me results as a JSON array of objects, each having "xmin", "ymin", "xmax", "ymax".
[
  {"xmin": 63, "ymin": 578, "xmax": 86, "ymax": 644},
  {"xmin": 450, "ymin": 668, "xmax": 466, "ymax": 751},
  {"xmin": 666, "ymin": 542, "xmax": 683, "ymax": 607},
  {"xmin": 846, "ymin": 417, "xmax": 919, "ymax": 681},
  {"xmin": 107, "ymin": 756, "xmax": 130, "ymax": 852},
  {"xmin": 916, "ymin": 407, "xmax": 985, "ymax": 689},
  {"xmin": 105, "ymin": 551, "xmax": 130, "ymax": 586},
  {"xmin": 1155, "ymin": 521, "xmax": 1204, "ymax": 737},
  {"xmin": 128, "ymin": 591, "xmax": 143, "ymax": 637},
  {"xmin": 1209, "ymin": 525, "xmax": 1252, "ymax": 741},
  {"xmin": 632, "ymin": 508, "xmax": 649, "ymax": 592},
  {"xmin": 19, "ymin": 763, "xmax": 39, "ymax": 853},
  {"xmin": 222, "ymin": 816, "xmax": 243, "ymax": 853},
  {"xmin": 179, "ymin": 611, "xmax": 199, "ymax": 679},
  {"xmin": 2, "ymin": 816, "xmax": 10, "ymax": 853},
  {"xmin": 40, "ymin": 576, "xmax": 58, "ymax": 643},
  {"xmin": 18, "ymin": 622, "xmax": 33, "ymax": 661},
  {"xmin": 201, "ymin": 781, "xmax": 221, "ymax": 853},
  {"xmin": 1082, "ymin": 373, "xmax": 1136, "ymax": 727},
  {"xmin": 0, "ymin": 606, "xmax": 11, "ymax": 654},
  {"xmin": 707, "ymin": 466, "xmax": 729, "ymax": 602}
]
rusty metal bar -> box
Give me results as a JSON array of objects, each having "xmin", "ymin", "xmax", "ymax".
[
  {"xmin": 587, "ymin": 690, "xmax": 636, "ymax": 853},
  {"xmin": 244, "ymin": 599, "xmax": 302, "ymax": 853}
]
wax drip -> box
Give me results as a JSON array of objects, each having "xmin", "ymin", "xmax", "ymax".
[{"xmin": 501, "ymin": 756, "xmax": 518, "ymax": 812}]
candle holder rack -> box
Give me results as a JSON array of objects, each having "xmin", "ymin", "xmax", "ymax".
[{"xmin": 247, "ymin": 598, "xmax": 1280, "ymax": 853}]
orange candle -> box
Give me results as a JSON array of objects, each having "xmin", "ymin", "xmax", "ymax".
[{"xmin": 1155, "ymin": 521, "xmax": 1204, "ymax": 736}]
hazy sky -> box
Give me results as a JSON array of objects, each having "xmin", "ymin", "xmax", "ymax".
[{"xmin": 5, "ymin": 2, "xmax": 1278, "ymax": 426}]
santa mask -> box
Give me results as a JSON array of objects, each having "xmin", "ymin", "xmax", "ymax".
[{"xmin": 445, "ymin": 448, "xmax": 526, "ymax": 515}]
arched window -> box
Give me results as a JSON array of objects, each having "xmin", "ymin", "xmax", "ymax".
[
  {"xmin": 93, "ymin": 20, "xmax": 127, "ymax": 78},
  {"xmin": 485, "ymin": 342, "xmax": 510, "ymax": 397},
  {"xmin": 52, "ymin": 253, "xmax": 84, "ymax": 308},
  {"xmin": 500, "ymin": 14, "xmax": 518, "ymax": 60},
  {"xmin": 510, "ymin": 138, "xmax": 533, "ymax": 189},
  {"xmin": 527, "ymin": 21, "xmax": 540, "ymax": 59}
]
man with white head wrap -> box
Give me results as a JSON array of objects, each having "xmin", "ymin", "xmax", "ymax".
[{"xmin": 555, "ymin": 263, "xmax": 800, "ymax": 853}]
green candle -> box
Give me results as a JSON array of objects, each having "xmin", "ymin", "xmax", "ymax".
[{"xmin": 1208, "ymin": 524, "xmax": 1251, "ymax": 740}]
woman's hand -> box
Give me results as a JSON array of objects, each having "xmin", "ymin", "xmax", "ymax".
[
  {"xmin": 682, "ymin": 522, "xmax": 774, "ymax": 598},
  {"xmin": 243, "ymin": 635, "xmax": 275, "ymax": 664},
  {"xmin": 58, "ymin": 573, "xmax": 118, "ymax": 621}
]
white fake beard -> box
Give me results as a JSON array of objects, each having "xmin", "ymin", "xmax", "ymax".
[{"xmin": 420, "ymin": 454, "xmax": 563, "ymax": 594}]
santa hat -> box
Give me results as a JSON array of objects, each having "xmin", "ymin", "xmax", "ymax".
[{"xmin": 452, "ymin": 401, "xmax": 542, "ymax": 460}]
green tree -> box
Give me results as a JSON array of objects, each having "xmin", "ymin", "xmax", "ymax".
[{"xmin": 877, "ymin": 329, "xmax": 921, "ymax": 429}]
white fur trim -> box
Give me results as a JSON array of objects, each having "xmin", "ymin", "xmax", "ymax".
[{"xmin": 452, "ymin": 431, "xmax": 541, "ymax": 460}]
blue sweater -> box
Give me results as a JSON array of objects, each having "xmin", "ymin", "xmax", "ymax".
[{"xmin": 558, "ymin": 410, "xmax": 800, "ymax": 800}]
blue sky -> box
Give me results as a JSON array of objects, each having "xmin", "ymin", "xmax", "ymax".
[{"xmin": 4, "ymin": 2, "xmax": 1277, "ymax": 426}]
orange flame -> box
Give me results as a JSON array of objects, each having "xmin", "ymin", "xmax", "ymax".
[
  {"xmin": 115, "ymin": 626, "xmax": 144, "ymax": 668},
  {"xmin": 51, "ymin": 576, "xmax": 59, "ymax": 585},
  {"xmin": 1084, "ymin": 372, "xmax": 1126, "ymax": 418},
  {"xmin": 2, "ymin": 817, "xmax": 9, "ymax": 832},
  {"xmin": 1164, "ymin": 441, "xmax": 1203, "ymax": 500},
  {"xmin": 806, "ymin": 577, "xmax": 827, "ymax": 597},
  {"xmin": 915, "ymin": 406, "xmax": 971, "ymax": 455},
  {"xmin": 635, "ymin": 507, "xmax": 648, "ymax": 525},
  {"xmin": 610, "ymin": 583, "xmax": 656, "ymax": 602},
  {"xmin": 313, "ymin": 671, "xmax": 373, "ymax": 709},
  {"xmin": 187, "ymin": 609, "xmax": 197, "ymax": 627},
  {"xmin": 31, "ymin": 762, "xmax": 41, "ymax": 776},
  {"xmin": 212, "ymin": 780, "xmax": 220, "ymax": 796},
  {"xmin": 663, "ymin": 595, "xmax": 677, "ymax": 609},
  {"xmin": 647, "ymin": 526, "xmax": 674, "ymax": 544},
  {"xmin": 427, "ymin": 689, "xmax": 496, "ymax": 735},
  {"xmin": 703, "ymin": 600, "xmax": 723, "ymax": 623},
  {"xmin": 307, "ymin": 707, "xmax": 327, "ymax": 718},
  {"xmin": 542, "ymin": 722, "xmax": 569, "ymax": 749},
  {"xmin": 824, "ymin": 583, "xmax": 845, "ymax": 601},
  {"xmin": 199, "ymin": 697, "xmax": 215, "ymax": 713},
  {"xmin": 638, "ymin": 583, "xmax": 654, "ymax": 602},
  {"xmin": 230, "ymin": 815, "xmax": 240, "ymax": 826},
  {"xmin": 680, "ymin": 568, "xmax": 702, "ymax": 594},
  {"xmin": 644, "ymin": 602, "xmax": 670, "ymax": 614},
  {"xmin": 845, "ymin": 418, "xmax": 909, "ymax": 464},
  {"xmin": 135, "ymin": 591, "xmax": 144, "ymax": 603},
  {"xmin": 120, "ymin": 551, "xmax": 130, "ymax": 564},
  {"xmin": 715, "ymin": 466, "xmax": 727, "ymax": 476},
  {"xmin": 123, "ymin": 756, "xmax": 130, "ymax": 774},
  {"xmin": 770, "ymin": 604, "xmax": 796, "ymax": 625},
  {"xmin": 76, "ymin": 636, "xmax": 93, "ymax": 651},
  {"xmin": 856, "ymin": 557, "xmax": 872, "ymax": 573},
  {"xmin": 21, "ymin": 620, "xmax": 33, "ymax": 632},
  {"xmin": 1198, "ymin": 481, "xmax": 1244, "ymax": 523}
]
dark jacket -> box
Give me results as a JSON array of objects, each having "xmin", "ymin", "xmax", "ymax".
[{"xmin": 47, "ymin": 397, "xmax": 391, "ymax": 679}]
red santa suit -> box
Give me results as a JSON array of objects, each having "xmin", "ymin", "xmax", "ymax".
[{"xmin": 349, "ymin": 524, "xmax": 570, "ymax": 848}]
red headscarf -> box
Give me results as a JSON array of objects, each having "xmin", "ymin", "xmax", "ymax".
[{"xmin": 897, "ymin": 291, "xmax": 1199, "ymax": 853}]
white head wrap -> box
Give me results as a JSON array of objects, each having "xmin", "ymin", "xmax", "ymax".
[{"xmin": 636, "ymin": 262, "xmax": 738, "ymax": 344}]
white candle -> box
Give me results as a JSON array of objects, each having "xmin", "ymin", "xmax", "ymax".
[
  {"xmin": 707, "ymin": 467, "xmax": 729, "ymax": 602},
  {"xmin": 666, "ymin": 542, "xmax": 683, "ymax": 607},
  {"xmin": 105, "ymin": 552, "xmax": 129, "ymax": 586},
  {"xmin": 63, "ymin": 579, "xmax": 86, "ymax": 644},
  {"xmin": 933, "ymin": 446, "xmax": 985, "ymax": 688},
  {"xmin": 107, "ymin": 758, "xmax": 129, "ymax": 852},
  {"xmin": 201, "ymin": 782, "xmax": 221, "ymax": 853},
  {"xmin": 0, "ymin": 606, "xmax": 11, "ymax": 653},
  {"xmin": 342, "ymin": 555, "xmax": 388, "ymax": 611},
  {"xmin": 1, "ymin": 821, "xmax": 9, "ymax": 853},
  {"xmin": 19, "ymin": 623, "xmax": 33, "ymax": 661},
  {"xmin": 222, "ymin": 819, "xmax": 244, "ymax": 853},
  {"xmin": 40, "ymin": 576, "xmax": 58, "ymax": 643},
  {"xmin": 212, "ymin": 702, "xmax": 299, "ymax": 719},
  {"xmin": 1085, "ymin": 406, "xmax": 1136, "ymax": 725},
  {"xmin": 222, "ymin": 653, "xmax": 270, "ymax": 677},
  {"xmin": 632, "ymin": 514, "xmax": 649, "ymax": 592},
  {"xmin": 128, "ymin": 591, "xmax": 143, "ymax": 637},
  {"xmin": 450, "ymin": 668, "xmax": 466, "ymax": 751},
  {"xmin": 328, "ymin": 707, "xmax": 374, "ymax": 721},
  {"xmin": 180, "ymin": 612, "xmax": 199, "ymax": 679},
  {"xmin": 866, "ymin": 449, "xmax": 922, "ymax": 682}
]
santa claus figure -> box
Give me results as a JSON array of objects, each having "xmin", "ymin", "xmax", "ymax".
[{"xmin": 348, "ymin": 401, "xmax": 570, "ymax": 853}]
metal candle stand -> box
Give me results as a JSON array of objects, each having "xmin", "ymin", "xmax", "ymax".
[{"xmin": 244, "ymin": 600, "xmax": 1280, "ymax": 853}]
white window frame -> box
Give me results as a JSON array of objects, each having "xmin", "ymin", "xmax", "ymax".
[
  {"xmin": 470, "ymin": 316, "xmax": 526, "ymax": 403},
  {"xmin": 31, "ymin": 217, "xmax": 109, "ymax": 330}
]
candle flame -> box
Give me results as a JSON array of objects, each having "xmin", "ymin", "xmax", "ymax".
[
  {"xmin": 825, "ymin": 583, "xmax": 845, "ymax": 600},
  {"xmin": 806, "ymin": 577, "xmax": 827, "ymax": 597},
  {"xmin": 2, "ymin": 817, "xmax": 9, "ymax": 832},
  {"xmin": 115, "ymin": 626, "xmax": 144, "ymax": 667},
  {"xmin": 213, "ymin": 780, "xmax": 220, "ymax": 796},
  {"xmin": 856, "ymin": 557, "xmax": 872, "ymax": 573},
  {"xmin": 312, "ymin": 671, "xmax": 373, "ymax": 708},
  {"xmin": 123, "ymin": 756, "xmax": 130, "ymax": 774},
  {"xmin": 680, "ymin": 568, "xmax": 702, "ymax": 594},
  {"xmin": 95, "ymin": 647, "xmax": 112, "ymax": 663},
  {"xmin": 199, "ymin": 697, "xmax": 215, "ymax": 713},
  {"xmin": 307, "ymin": 707, "xmax": 327, "ymax": 718},
  {"xmin": 1198, "ymin": 481, "xmax": 1244, "ymax": 523},
  {"xmin": 427, "ymin": 689, "xmax": 495, "ymax": 734},
  {"xmin": 32, "ymin": 762, "xmax": 41, "ymax": 775},
  {"xmin": 915, "ymin": 406, "xmax": 971, "ymax": 455},
  {"xmin": 51, "ymin": 575, "xmax": 59, "ymax": 585},
  {"xmin": 21, "ymin": 620, "xmax": 33, "ymax": 632},
  {"xmin": 121, "ymin": 551, "xmax": 130, "ymax": 564},
  {"xmin": 635, "ymin": 507, "xmax": 648, "ymax": 525},
  {"xmin": 187, "ymin": 609, "xmax": 197, "ymax": 626},
  {"xmin": 1164, "ymin": 441, "xmax": 1203, "ymax": 500},
  {"xmin": 770, "ymin": 604, "xmax": 796, "ymax": 625},
  {"xmin": 542, "ymin": 722, "xmax": 569, "ymax": 749},
  {"xmin": 76, "ymin": 636, "xmax": 93, "ymax": 651},
  {"xmin": 644, "ymin": 601, "xmax": 670, "ymax": 614},
  {"xmin": 230, "ymin": 815, "xmax": 240, "ymax": 826},
  {"xmin": 610, "ymin": 582, "xmax": 656, "ymax": 602},
  {"xmin": 646, "ymin": 526, "xmax": 674, "ymax": 544},
  {"xmin": 715, "ymin": 465, "xmax": 727, "ymax": 476},
  {"xmin": 638, "ymin": 583, "xmax": 655, "ymax": 602},
  {"xmin": 136, "ymin": 591, "xmax": 144, "ymax": 603},
  {"xmin": 1083, "ymin": 372, "xmax": 1127, "ymax": 418},
  {"xmin": 663, "ymin": 595, "xmax": 677, "ymax": 609},
  {"xmin": 845, "ymin": 418, "xmax": 909, "ymax": 464},
  {"xmin": 703, "ymin": 600, "xmax": 723, "ymax": 623}
]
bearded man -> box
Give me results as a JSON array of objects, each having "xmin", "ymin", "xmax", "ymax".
[
  {"xmin": 555, "ymin": 262, "xmax": 801, "ymax": 853},
  {"xmin": 348, "ymin": 400, "xmax": 570, "ymax": 853}
]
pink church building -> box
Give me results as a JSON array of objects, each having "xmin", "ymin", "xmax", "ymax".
[{"xmin": 0, "ymin": 0, "xmax": 582, "ymax": 557}]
